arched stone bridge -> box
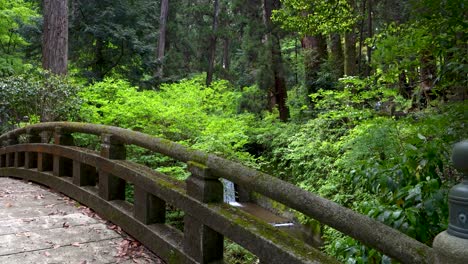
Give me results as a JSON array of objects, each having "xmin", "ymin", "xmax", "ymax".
[{"xmin": 0, "ymin": 122, "xmax": 464, "ymax": 263}]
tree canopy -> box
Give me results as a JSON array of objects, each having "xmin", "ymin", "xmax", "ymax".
[{"xmin": 0, "ymin": 0, "xmax": 466, "ymax": 262}]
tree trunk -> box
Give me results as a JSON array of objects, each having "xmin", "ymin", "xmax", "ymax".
[
  {"xmin": 42, "ymin": 0, "xmax": 68, "ymax": 75},
  {"xmin": 222, "ymin": 38, "xmax": 230, "ymax": 71},
  {"xmin": 156, "ymin": 0, "xmax": 169, "ymax": 78},
  {"xmin": 263, "ymin": 0, "xmax": 289, "ymax": 121},
  {"xmin": 358, "ymin": 0, "xmax": 366, "ymax": 76},
  {"xmin": 344, "ymin": 31, "xmax": 356, "ymax": 76},
  {"xmin": 420, "ymin": 51, "xmax": 437, "ymax": 105},
  {"xmin": 366, "ymin": 0, "xmax": 373, "ymax": 76},
  {"xmin": 329, "ymin": 33, "xmax": 344, "ymax": 77},
  {"xmin": 302, "ymin": 35, "xmax": 326, "ymax": 94},
  {"xmin": 93, "ymin": 38, "xmax": 105, "ymax": 80},
  {"xmin": 344, "ymin": 0, "xmax": 357, "ymax": 76},
  {"xmin": 206, "ymin": 0, "xmax": 220, "ymax": 86}
]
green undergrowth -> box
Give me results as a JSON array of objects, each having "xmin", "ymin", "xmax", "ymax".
[
  {"xmin": 3, "ymin": 72, "xmax": 464, "ymax": 263},
  {"xmin": 256, "ymin": 83, "xmax": 467, "ymax": 262},
  {"xmin": 78, "ymin": 75, "xmax": 259, "ymax": 178},
  {"xmin": 78, "ymin": 74, "xmax": 466, "ymax": 262}
]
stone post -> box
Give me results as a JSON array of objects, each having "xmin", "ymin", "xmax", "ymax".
[
  {"xmin": 99, "ymin": 134, "xmax": 126, "ymax": 201},
  {"xmin": 38, "ymin": 132, "xmax": 53, "ymax": 171},
  {"xmin": 433, "ymin": 140, "xmax": 468, "ymax": 264},
  {"xmin": 73, "ymin": 160, "xmax": 97, "ymax": 187},
  {"xmin": 24, "ymin": 129, "xmax": 41, "ymax": 169},
  {"xmin": 184, "ymin": 161, "xmax": 224, "ymax": 264},
  {"xmin": 53, "ymin": 126, "xmax": 74, "ymax": 176},
  {"xmin": 5, "ymin": 135, "xmax": 18, "ymax": 167},
  {"xmin": 134, "ymin": 186, "xmax": 166, "ymax": 224}
]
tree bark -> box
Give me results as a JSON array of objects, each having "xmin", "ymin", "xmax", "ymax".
[
  {"xmin": 222, "ymin": 38, "xmax": 230, "ymax": 71},
  {"xmin": 206, "ymin": 0, "xmax": 220, "ymax": 86},
  {"xmin": 344, "ymin": 31, "xmax": 357, "ymax": 76},
  {"xmin": 420, "ymin": 51, "xmax": 437, "ymax": 104},
  {"xmin": 329, "ymin": 33, "xmax": 344, "ymax": 77},
  {"xmin": 42, "ymin": 0, "xmax": 68, "ymax": 75},
  {"xmin": 366, "ymin": 0, "xmax": 373, "ymax": 76},
  {"xmin": 263, "ymin": 0, "xmax": 289, "ymax": 121},
  {"xmin": 156, "ymin": 0, "xmax": 169, "ymax": 78},
  {"xmin": 302, "ymin": 35, "xmax": 326, "ymax": 93},
  {"xmin": 344, "ymin": 0, "xmax": 357, "ymax": 76}
]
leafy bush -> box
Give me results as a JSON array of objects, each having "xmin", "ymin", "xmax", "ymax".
[
  {"xmin": 79, "ymin": 75, "xmax": 258, "ymax": 178},
  {"xmin": 256, "ymin": 81, "xmax": 466, "ymax": 262},
  {"xmin": 0, "ymin": 0, "xmax": 39, "ymax": 76},
  {"xmin": 0, "ymin": 71, "xmax": 82, "ymax": 133}
]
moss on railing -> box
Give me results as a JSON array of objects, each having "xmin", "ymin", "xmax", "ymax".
[{"xmin": 0, "ymin": 122, "xmax": 437, "ymax": 263}]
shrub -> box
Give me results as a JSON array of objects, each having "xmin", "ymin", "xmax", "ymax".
[{"xmin": 0, "ymin": 71, "xmax": 82, "ymax": 133}]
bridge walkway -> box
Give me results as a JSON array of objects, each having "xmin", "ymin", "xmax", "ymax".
[{"xmin": 0, "ymin": 177, "xmax": 163, "ymax": 264}]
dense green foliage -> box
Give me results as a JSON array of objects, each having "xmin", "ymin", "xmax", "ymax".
[
  {"xmin": 1, "ymin": 0, "xmax": 466, "ymax": 262},
  {"xmin": 0, "ymin": 0, "xmax": 38, "ymax": 76},
  {"xmin": 0, "ymin": 71, "xmax": 81, "ymax": 132}
]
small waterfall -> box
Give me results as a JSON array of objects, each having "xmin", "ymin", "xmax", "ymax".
[{"xmin": 222, "ymin": 179, "xmax": 242, "ymax": 207}]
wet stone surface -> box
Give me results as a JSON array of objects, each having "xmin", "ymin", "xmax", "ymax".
[{"xmin": 0, "ymin": 177, "xmax": 164, "ymax": 264}]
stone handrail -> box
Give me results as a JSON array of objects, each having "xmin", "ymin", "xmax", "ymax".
[{"xmin": 0, "ymin": 122, "xmax": 438, "ymax": 263}]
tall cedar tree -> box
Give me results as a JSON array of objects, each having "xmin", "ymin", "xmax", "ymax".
[
  {"xmin": 156, "ymin": 0, "xmax": 169, "ymax": 78},
  {"xmin": 263, "ymin": 0, "xmax": 289, "ymax": 121},
  {"xmin": 206, "ymin": 0, "xmax": 220, "ymax": 86},
  {"xmin": 42, "ymin": 0, "xmax": 68, "ymax": 75}
]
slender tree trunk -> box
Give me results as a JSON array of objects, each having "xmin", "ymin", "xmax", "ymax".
[
  {"xmin": 358, "ymin": 0, "xmax": 366, "ymax": 75},
  {"xmin": 42, "ymin": 0, "xmax": 68, "ymax": 75},
  {"xmin": 263, "ymin": 0, "xmax": 289, "ymax": 121},
  {"xmin": 420, "ymin": 51, "xmax": 437, "ymax": 105},
  {"xmin": 366, "ymin": 0, "xmax": 373, "ymax": 76},
  {"xmin": 206, "ymin": 0, "xmax": 220, "ymax": 86},
  {"xmin": 302, "ymin": 35, "xmax": 326, "ymax": 93},
  {"xmin": 329, "ymin": 33, "xmax": 344, "ymax": 77},
  {"xmin": 222, "ymin": 38, "xmax": 230, "ymax": 71},
  {"xmin": 344, "ymin": 31, "xmax": 356, "ymax": 76},
  {"xmin": 156, "ymin": 0, "xmax": 169, "ymax": 78},
  {"xmin": 344, "ymin": 0, "xmax": 357, "ymax": 76},
  {"xmin": 93, "ymin": 38, "xmax": 105, "ymax": 80}
]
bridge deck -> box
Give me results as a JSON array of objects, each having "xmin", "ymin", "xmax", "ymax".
[{"xmin": 0, "ymin": 177, "xmax": 163, "ymax": 264}]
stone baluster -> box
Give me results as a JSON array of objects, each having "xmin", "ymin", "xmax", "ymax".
[
  {"xmin": 53, "ymin": 127, "xmax": 74, "ymax": 177},
  {"xmin": 184, "ymin": 161, "xmax": 224, "ymax": 263},
  {"xmin": 73, "ymin": 160, "xmax": 97, "ymax": 187},
  {"xmin": 24, "ymin": 129, "xmax": 41, "ymax": 169},
  {"xmin": 433, "ymin": 140, "xmax": 468, "ymax": 264},
  {"xmin": 38, "ymin": 132, "xmax": 53, "ymax": 171},
  {"xmin": 134, "ymin": 186, "xmax": 166, "ymax": 224},
  {"xmin": 99, "ymin": 134, "xmax": 126, "ymax": 200},
  {"xmin": 5, "ymin": 135, "xmax": 18, "ymax": 167}
]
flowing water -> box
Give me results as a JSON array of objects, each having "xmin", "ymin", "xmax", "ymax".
[
  {"xmin": 222, "ymin": 179, "xmax": 242, "ymax": 206},
  {"xmin": 221, "ymin": 178, "xmax": 321, "ymax": 246}
]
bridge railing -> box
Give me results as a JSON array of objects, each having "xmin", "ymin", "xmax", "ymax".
[{"xmin": 0, "ymin": 122, "xmax": 455, "ymax": 263}]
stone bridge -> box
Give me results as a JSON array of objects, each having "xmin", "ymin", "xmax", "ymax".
[{"xmin": 0, "ymin": 122, "xmax": 466, "ymax": 263}]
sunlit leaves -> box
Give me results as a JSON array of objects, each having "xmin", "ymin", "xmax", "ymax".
[
  {"xmin": 0, "ymin": 0, "xmax": 39, "ymax": 75},
  {"xmin": 272, "ymin": 0, "xmax": 358, "ymax": 35}
]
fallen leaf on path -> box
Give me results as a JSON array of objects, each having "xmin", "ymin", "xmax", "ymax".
[
  {"xmin": 44, "ymin": 251, "xmax": 51, "ymax": 257},
  {"xmin": 5, "ymin": 203, "xmax": 12, "ymax": 208}
]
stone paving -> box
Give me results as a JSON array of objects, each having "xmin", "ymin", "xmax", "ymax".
[{"xmin": 0, "ymin": 177, "xmax": 164, "ymax": 264}]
